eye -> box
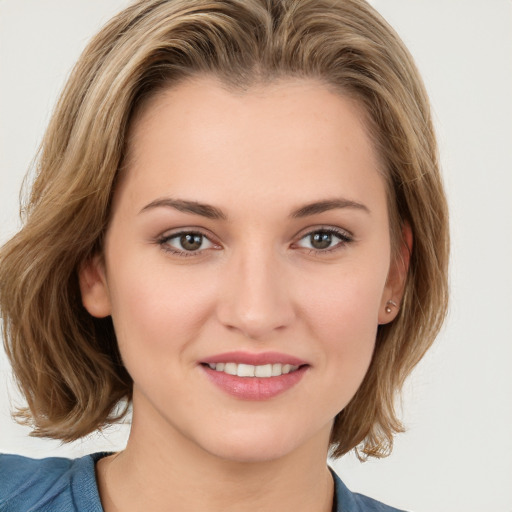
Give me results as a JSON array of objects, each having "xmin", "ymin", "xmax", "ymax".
[
  {"xmin": 295, "ymin": 228, "xmax": 352, "ymax": 252},
  {"xmin": 159, "ymin": 231, "xmax": 216, "ymax": 255}
]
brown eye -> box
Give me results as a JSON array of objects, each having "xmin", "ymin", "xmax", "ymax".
[
  {"xmin": 160, "ymin": 231, "xmax": 215, "ymax": 254},
  {"xmin": 180, "ymin": 233, "xmax": 203, "ymax": 251},
  {"xmin": 296, "ymin": 228, "xmax": 352, "ymax": 252},
  {"xmin": 310, "ymin": 231, "xmax": 333, "ymax": 250}
]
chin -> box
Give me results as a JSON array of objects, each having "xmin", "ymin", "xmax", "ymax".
[
  {"xmin": 194, "ymin": 420, "xmax": 330, "ymax": 465},
  {"xmin": 205, "ymin": 438, "xmax": 297, "ymax": 464}
]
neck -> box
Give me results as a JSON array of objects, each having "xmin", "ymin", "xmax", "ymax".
[{"xmin": 97, "ymin": 401, "xmax": 334, "ymax": 512}]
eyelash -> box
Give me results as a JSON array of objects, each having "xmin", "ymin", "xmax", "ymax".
[
  {"xmin": 157, "ymin": 227, "xmax": 353, "ymax": 257},
  {"xmin": 294, "ymin": 228, "xmax": 353, "ymax": 255}
]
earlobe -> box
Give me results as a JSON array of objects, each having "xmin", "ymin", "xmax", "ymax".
[
  {"xmin": 79, "ymin": 254, "xmax": 111, "ymax": 318},
  {"xmin": 378, "ymin": 223, "xmax": 413, "ymax": 325}
]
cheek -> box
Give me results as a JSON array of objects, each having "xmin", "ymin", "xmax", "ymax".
[
  {"xmin": 302, "ymin": 265, "xmax": 385, "ymax": 329},
  {"xmin": 105, "ymin": 256, "xmax": 217, "ymax": 363},
  {"xmin": 298, "ymin": 264, "xmax": 387, "ymax": 377}
]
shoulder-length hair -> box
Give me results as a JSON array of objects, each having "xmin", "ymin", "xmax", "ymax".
[{"xmin": 0, "ymin": 0, "xmax": 449, "ymax": 459}]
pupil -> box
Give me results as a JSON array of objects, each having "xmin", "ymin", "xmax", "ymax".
[
  {"xmin": 180, "ymin": 233, "xmax": 202, "ymax": 251},
  {"xmin": 311, "ymin": 232, "xmax": 332, "ymax": 249}
]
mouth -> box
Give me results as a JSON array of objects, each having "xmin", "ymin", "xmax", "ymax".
[
  {"xmin": 200, "ymin": 352, "xmax": 309, "ymax": 400},
  {"xmin": 202, "ymin": 362, "xmax": 301, "ymax": 378}
]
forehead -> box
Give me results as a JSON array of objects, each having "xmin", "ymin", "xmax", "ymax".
[{"xmin": 117, "ymin": 76, "xmax": 387, "ymax": 215}]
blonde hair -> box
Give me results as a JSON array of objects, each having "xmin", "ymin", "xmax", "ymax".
[{"xmin": 0, "ymin": 0, "xmax": 449, "ymax": 459}]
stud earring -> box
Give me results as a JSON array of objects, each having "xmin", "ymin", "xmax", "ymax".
[{"xmin": 385, "ymin": 299, "xmax": 398, "ymax": 314}]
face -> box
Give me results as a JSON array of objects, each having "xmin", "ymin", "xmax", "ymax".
[{"xmin": 80, "ymin": 77, "xmax": 406, "ymax": 464}]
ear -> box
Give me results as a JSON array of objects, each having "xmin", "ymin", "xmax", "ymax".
[
  {"xmin": 78, "ymin": 254, "xmax": 111, "ymax": 318},
  {"xmin": 378, "ymin": 222, "xmax": 413, "ymax": 325}
]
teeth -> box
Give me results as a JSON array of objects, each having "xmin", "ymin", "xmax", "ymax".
[
  {"xmin": 224, "ymin": 362, "xmax": 237, "ymax": 375},
  {"xmin": 206, "ymin": 362, "xmax": 299, "ymax": 378},
  {"xmin": 254, "ymin": 364, "xmax": 272, "ymax": 378},
  {"xmin": 272, "ymin": 363, "xmax": 282, "ymax": 376},
  {"xmin": 237, "ymin": 363, "xmax": 255, "ymax": 377}
]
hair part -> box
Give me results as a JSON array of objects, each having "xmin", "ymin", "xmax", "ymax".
[{"xmin": 0, "ymin": 0, "xmax": 449, "ymax": 459}]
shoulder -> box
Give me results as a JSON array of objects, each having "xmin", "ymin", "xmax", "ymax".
[
  {"xmin": 0, "ymin": 452, "xmax": 107, "ymax": 512},
  {"xmin": 332, "ymin": 469, "xmax": 408, "ymax": 512}
]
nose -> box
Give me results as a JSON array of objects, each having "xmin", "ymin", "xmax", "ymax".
[{"xmin": 216, "ymin": 247, "xmax": 296, "ymax": 341}]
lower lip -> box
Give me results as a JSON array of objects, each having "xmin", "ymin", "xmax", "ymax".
[{"xmin": 201, "ymin": 365, "xmax": 308, "ymax": 400}]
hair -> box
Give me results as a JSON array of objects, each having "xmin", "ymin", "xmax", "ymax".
[{"xmin": 0, "ymin": 0, "xmax": 449, "ymax": 459}]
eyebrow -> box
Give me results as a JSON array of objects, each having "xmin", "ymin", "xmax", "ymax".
[
  {"xmin": 291, "ymin": 198, "xmax": 370, "ymax": 218},
  {"xmin": 139, "ymin": 197, "xmax": 369, "ymax": 220},
  {"xmin": 140, "ymin": 198, "xmax": 227, "ymax": 220}
]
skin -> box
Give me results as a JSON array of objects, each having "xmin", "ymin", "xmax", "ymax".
[{"xmin": 80, "ymin": 77, "xmax": 408, "ymax": 512}]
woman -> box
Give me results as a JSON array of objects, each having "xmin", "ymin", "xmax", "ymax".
[{"xmin": 0, "ymin": 0, "xmax": 449, "ymax": 511}]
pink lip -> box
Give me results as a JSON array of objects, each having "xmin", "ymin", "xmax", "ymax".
[
  {"xmin": 202, "ymin": 365, "xmax": 308, "ymax": 400},
  {"xmin": 200, "ymin": 352, "xmax": 309, "ymax": 401},
  {"xmin": 201, "ymin": 351, "xmax": 307, "ymax": 366}
]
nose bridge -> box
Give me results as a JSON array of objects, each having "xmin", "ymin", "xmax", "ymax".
[{"xmin": 217, "ymin": 240, "xmax": 294, "ymax": 339}]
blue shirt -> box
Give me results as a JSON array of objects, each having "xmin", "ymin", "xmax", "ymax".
[{"xmin": 0, "ymin": 453, "xmax": 406, "ymax": 511}]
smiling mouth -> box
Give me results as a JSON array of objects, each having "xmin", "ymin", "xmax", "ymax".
[
  {"xmin": 201, "ymin": 356, "xmax": 309, "ymax": 399},
  {"xmin": 203, "ymin": 362, "xmax": 301, "ymax": 378}
]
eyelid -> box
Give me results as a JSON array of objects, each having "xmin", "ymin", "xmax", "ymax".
[
  {"xmin": 157, "ymin": 225, "xmax": 219, "ymax": 241},
  {"xmin": 293, "ymin": 224, "xmax": 354, "ymax": 241}
]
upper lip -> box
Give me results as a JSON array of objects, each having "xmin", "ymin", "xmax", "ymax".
[{"xmin": 201, "ymin": 351, "xmax": 308, "ymax": 366}]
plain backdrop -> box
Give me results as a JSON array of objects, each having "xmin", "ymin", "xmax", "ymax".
[{"xmin": 1, "ymin": 1, "xmax": 511, "ymax": 511}]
